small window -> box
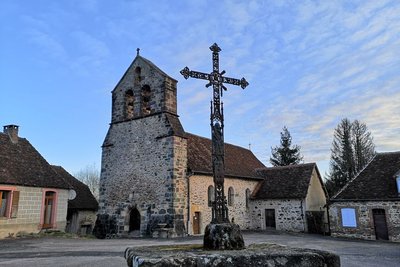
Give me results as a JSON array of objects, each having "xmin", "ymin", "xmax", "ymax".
[
  {"xmin": 0, "ymin": 190, "xmax": 10, "ymax": 217},
  {"xmin": 396, "ymin": 176, "xmax": 400, "ymax": 194},
  {"xmin": 341, "ymin": 208, "xmax": 357, "ymax": 227},
  {"xmin": 245, "ymin": 188, "xmax": 251, "ymax": 209},
  {"xmin": 208, "ymin": 186, "xmax": 214, "ymax": 207},
  {"xmin": 141, "ymin": 85, "xmax": 151, "ymax": 115},
  {"xmin": 135, "ymin": 67, "xmax": 141, "ymax": 82},
  {"xmin": 125, "ymin": 90, "xmax": 134, "ymax": 119},
  {"xmin": 228, "ymin": 187, "xmax": 234, "ymax": 206}
]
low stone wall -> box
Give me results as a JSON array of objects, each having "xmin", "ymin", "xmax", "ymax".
[{"xmin": 125, "ymin": 243, "xmax": 340, "ymax": 267}]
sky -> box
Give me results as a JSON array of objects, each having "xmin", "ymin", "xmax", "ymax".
[{"xmin": 1, "ymin": 0, "xmax": 399, "ymax": 178}]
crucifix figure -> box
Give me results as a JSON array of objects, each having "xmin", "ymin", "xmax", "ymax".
[{"xmin": 181, "ymin": 43, "xmax": 248, "ymax": 224}]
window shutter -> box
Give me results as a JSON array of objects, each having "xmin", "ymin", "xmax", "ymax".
[{"xmin": 11, "ymin": 191, "xmax": 20, "ymax": 218}]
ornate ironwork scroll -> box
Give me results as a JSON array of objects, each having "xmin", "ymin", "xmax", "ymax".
[{"xmin": 180, "ymin": 43, "xmax": 248, "ymax": 224}]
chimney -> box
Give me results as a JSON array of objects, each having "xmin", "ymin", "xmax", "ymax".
[{"xmin": 3, "ymin": 125, "xmax": 19, "ymax": 143}]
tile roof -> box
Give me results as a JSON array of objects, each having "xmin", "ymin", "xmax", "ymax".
[
  {"xmin": 0, "ymin": 133, "xmax": 70, "ymax": 189},
  {"xmin": 186, "ymin": 133, "xmax": 265, "ymax": 179},
  {"xmin": 252, "ymin": 163, "xmax": 318, "ymax": 199},
  {"xmin": 333, "ymin": 151, "xmax": 400, "ymax": 201},
  {"xmin": 52, "ymin": 166, "xmax": 98, "ymax": 210}
]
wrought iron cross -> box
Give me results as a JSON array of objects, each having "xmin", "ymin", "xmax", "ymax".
[{"xmin": 181, "ymin": 43, "xmax": 248, "ymax": 224}]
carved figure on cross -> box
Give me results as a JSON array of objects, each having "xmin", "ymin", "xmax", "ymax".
[{"xmin": 180, "ymin": 43, "xmax": 248, "ymax": 224}]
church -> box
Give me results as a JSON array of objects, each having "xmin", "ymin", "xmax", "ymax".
[{"xmin": 97, "ymin": 52, "xmax": 329, "ymax": 238}]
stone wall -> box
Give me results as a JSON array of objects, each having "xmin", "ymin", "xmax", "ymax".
[
  {"xmin": 66, "ymin": 210, "xmax": 97, "ymax": 235},
  {"xmin": 188, "ymin": 174, "xmax": 259, "ymax": 235},
  {"xmin": 0, "ymin": 185, "xmax": 68, "ymax": 238},
  {"xmin": 98, "ymin": 114, "xmax": 187, "ymax": 237},
  {"xmin": 329, "ymin": 200, "xmax": 400, "ymax": 242},
  {"xmin": 249, "ymin": 199, "xmax": 306, "ymax": 232},
  {"xmin": 111, "ymin": 57, "xmax": 177, "ymax": 123}
]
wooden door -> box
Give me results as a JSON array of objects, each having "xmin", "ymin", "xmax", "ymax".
[
  {"xmin": 43, "ymin": 192, "xmax": 55, "ymax": 228},
  {"xmin": 193, "ymin": 212, "xmax": 201, "ymax": 234},
  {"xmin": 265, "ymin": 209, "xmax": 276, "ymax": 228},
  {"xmin": 372, "ymin": 209, "xmax": 389, "ymax": 240}
]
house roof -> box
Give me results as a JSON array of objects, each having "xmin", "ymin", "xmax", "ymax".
[
  {"xmin": 52, "ymin": 166, "xmax": 98, "ymax": 211},
  {"xmin": 252, "ymin": 163, "xmax": 318, "ymax": 199},
  {"xmin": 0, "ymin": 133, "xmax": 71, "ymax": 189},
  {"xmin": 333, "ymin": 151, "xmax": 400, "ymax": 201},
  {"xmin": 186, "ymin": 133, "xmax": 265, "ymax": 179}
]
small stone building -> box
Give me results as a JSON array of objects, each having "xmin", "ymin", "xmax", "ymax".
[
  {"xmin": 329, "ymin": 151, "xmax": 400, "ymax": 242},
  {"xmin": 97, "ymin": 52, "xmax": 329, "ymax": 238},
  {"xmin": 52, "ymin": 166, "xmax": 98, "ymax": 235},
  {"xmin": 250, "ymin": 164, "xmax": 329, "ymax": 234},
  {"xmin": 0, "ymin": 125, "xmax": 71, "ymax": 238}
]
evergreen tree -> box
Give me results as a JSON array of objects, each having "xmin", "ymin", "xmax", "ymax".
[
  {"xmin": 325, "ymin": 118, "xmax": 375, "ymax": 197},
  {"xmin": 270, "ymin": 126, "xmax": 303, "ymax": 166}
]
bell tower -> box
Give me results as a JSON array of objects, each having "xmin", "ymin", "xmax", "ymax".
[
  {"xmin": 110, "ymin": 50, "xmax": 178, "ymax": 124},
  {"xmin": 97, "ymin": 50, "xmax": 187, "ymax": 238}
]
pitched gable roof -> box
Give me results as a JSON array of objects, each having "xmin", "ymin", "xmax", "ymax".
[
  {"xmin": 186, "ymin": 133, "xmax": 265, "ymax": 179},
  {"xmin": 252, "ymin": 163, "xmax": 318, "ymax": 199},
  {"xmin": 52, "ymin": 166, "xmax": 98, "ymax": 210},
  {"xmin": 0, "ymin": 133, "xmax": 70, "ymax": 189},
  {"xmin": 112, "ymin": 55, "xmax": 176, "ymax": 93},
  {"xmin": 333, "ymin": 151, "xmax": 400, "ymax": 201}
]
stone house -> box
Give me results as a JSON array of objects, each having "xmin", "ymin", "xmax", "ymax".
[
  {"xmin": 97, "ymin": 53, "xmax": 328, "ymax": 238},
  {"xmin": 52, "ymin": 166, "xmax": 98, "ymax": 235},
  {"xmin": 250, "ymin": 163, "xmax": 329, "ymax": 234},
  {"xmin": 329, "ymin": 151, "xmax": 400, "ymax": 242},
  {"xmin": 0, "ymin": 125, "xmax": 71, "ymax": 238}
]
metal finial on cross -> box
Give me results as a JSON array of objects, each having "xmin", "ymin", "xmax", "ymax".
[
  {"xmin": 136, "ymin": 48, "xmax": 140, "ymax": 56},
  {"xmin": 180, "ymin": 43, "xmax": 249, "ymax": 224}
]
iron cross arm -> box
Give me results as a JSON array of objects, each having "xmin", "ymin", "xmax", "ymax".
[{"xmin": 180, "ymin": 66, "xmax": 249, "ymax": 90}]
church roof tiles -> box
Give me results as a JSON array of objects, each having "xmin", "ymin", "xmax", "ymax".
[{"xmin": 186, "ymin": 133, "xmax": 265, "ymax": 179}]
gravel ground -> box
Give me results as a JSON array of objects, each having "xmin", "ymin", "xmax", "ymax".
[{"xmin": 0, "ymin": 230, "xmax": 398, "ymax": 267}]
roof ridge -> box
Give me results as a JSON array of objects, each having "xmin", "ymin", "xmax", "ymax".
[
  {"xmin": 332, "ymin": 154, "xmax": 377, "ymax": 199},
  {"xmin": 263, "ymin": 163, "xmax": 316, "ymax": 170},
  {"xmin": 376, "ymin": 151, "xmax": 400, "ymax": 155},
  {"xmin": 186, "ymin": 132, "xmax": 253, "ymax": 152}
]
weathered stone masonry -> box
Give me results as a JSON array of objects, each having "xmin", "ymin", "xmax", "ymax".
[
  {"xmin": 98, "ymin": 55, "xmax": 187, "ymax": 237},
  {"xmin": 330, "ymin": 201, "xmax": 400, "ymax": 242}
]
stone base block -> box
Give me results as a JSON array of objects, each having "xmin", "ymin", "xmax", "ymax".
[
  {"xmin": 203, "ymin": 223, "xmax": 245, "ymax": 250},
  {"xmin": 124, "ymin": 243, "xmax": 340, "ymax": 267}
]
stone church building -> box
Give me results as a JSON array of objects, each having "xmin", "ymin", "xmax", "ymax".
[{"xmin": 97, "ymin": 53, "xmax": 328, "ymax": 238}]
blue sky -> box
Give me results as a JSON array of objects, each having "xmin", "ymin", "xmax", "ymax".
[{"xmin": 1, "ymin": 0, "xmax": 399, "ymax": 178}]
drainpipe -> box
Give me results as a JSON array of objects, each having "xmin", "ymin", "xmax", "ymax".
[
  {"xmin": 324, "ymin": 201, "xmax": 331, "ymax": 235},
  {"xmin": 300, "ymin": 199, "xmax": 306, "ymax": 232},
  {"xmin": 187, "ymin": 172, "xmax": 191, "ymax": 236}
]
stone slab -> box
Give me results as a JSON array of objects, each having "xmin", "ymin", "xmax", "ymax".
[{"xmin": 125, "ymin": 243, "xmax": 340, "ymax": 267}]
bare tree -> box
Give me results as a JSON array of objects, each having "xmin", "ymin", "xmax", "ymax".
[{"xmin": 75, "ymin": 163, "xmax": 100, "ymax": 200}]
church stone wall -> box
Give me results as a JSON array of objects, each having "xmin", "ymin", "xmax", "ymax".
[
  {"xmin": 98, "ymin": 114, "xmax": 186, "ymax": 237},
  {"xmin": 188, "ymin": 174, "xmax": 259, "ymax": 235},
  {"xmin": 111, "ymin": 57, "xmax": 177, "ymax": 123},
  {"xmin": 329, "ymin": 201, "xmax": 400, "ymax": 242},
  {"xmin": 249, "ymin": 199, "xmax": 306, "ymax": 232}
]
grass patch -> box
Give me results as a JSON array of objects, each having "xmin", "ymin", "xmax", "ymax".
[{"xmin": 14, "ymin": 230, "xmax": 96, "ymax": 239}]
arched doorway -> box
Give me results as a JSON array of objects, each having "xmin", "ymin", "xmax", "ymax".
[{"xmin": 129, "ymin": 208, "xmax": 141, "ymax": 232}]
